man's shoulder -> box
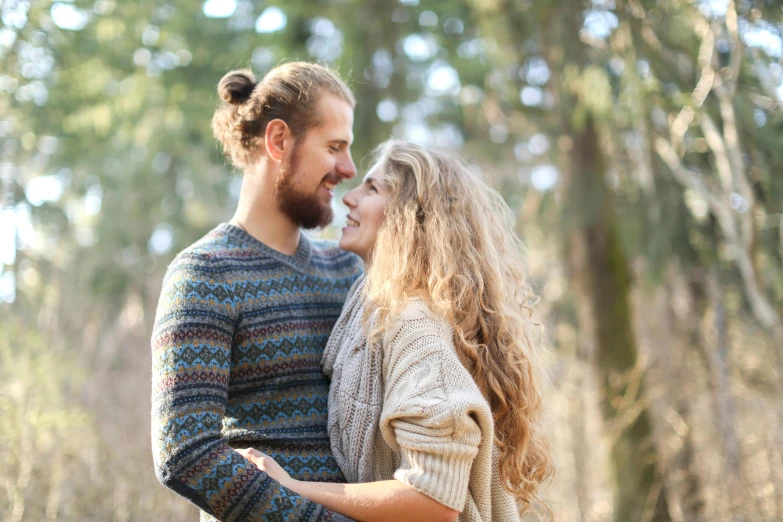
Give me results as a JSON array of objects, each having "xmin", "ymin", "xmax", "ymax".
[
  {"xmin": 306, "ymin": 236, "xmax": 342, "ymax": 257},
  {"xmin": 308, "ymin": 237, "xmax": 363, "ymax": 274},
  {"xmin": 165, "ymin": 226, "xmax": 240, "ymax": 275}
]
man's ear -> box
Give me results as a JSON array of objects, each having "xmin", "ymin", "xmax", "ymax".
[{"xmin": 264, "ymin": 119, "xmax": 291, "ymax": 163}]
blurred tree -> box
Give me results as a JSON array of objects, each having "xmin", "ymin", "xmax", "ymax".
[
  {"xmin": 1, "ymin": 0, "xmax": 782, "ymax": 520},
  {"xmin": 0, "ymin": 319, "xmax": 90, "ymax": 521}
]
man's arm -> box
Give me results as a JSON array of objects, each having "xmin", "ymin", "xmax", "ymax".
[{"xmin": 151, "ymin": 253, "xmax": 350, "ymax": 522}]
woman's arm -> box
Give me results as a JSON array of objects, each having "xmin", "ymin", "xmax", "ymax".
[{"xmin": 237, "ymin": 448, "xmax": 458, "ymax": 522}]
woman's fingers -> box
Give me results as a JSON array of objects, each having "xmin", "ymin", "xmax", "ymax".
[
  {"xmin": 235, "ymin": 448, "xmax": 291, "ymax": 485},
  {"xmin": 236, "ymin": 447, "xmax": 265, "ymax": 466}
]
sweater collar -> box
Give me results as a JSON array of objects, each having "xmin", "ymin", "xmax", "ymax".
[{"xmin": 219, "ymin": 222, "xmax": 312, "ymax": 272}]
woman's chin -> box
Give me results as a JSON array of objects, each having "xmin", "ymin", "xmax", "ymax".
[
  {"xmin": 338, "ymin": 236, "xmax": 355, "ymax": 254},
  {"xmin": 339, "ymin": 238, "xmax": 366, "ymax": 261}
]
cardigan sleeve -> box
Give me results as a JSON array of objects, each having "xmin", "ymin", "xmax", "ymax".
[{"xmin": 379, "ymin": 305, "xmax": 488, "ymax": 512}]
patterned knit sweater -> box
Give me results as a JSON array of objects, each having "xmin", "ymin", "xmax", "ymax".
[{"xmin": 151, "ymin": 223, "xmax": 362, "ymax": 522}]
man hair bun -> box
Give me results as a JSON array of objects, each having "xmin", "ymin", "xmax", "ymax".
[{"xmin": 218, "ymin": 69, "xmax": 257, "ymax": 105}]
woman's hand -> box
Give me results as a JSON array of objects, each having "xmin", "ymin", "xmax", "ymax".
[
  {"xmin": 238, "ymin": 449, "xmax": 458, "ymax": 522},
  {"xmin": 236, "ymin": 448, "xmax": 294, "ymax": 489}
]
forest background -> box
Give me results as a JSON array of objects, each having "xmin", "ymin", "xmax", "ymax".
[{"xmin": 1, "ymin": 0, "xmax": 782, "ymax": 521}]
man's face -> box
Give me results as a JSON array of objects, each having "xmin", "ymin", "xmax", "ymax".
[{"xmin": 275, "ymin": 94, "xmax": 356, "ymax": 229}]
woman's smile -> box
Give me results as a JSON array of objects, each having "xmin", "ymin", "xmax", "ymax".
[{"xmin": 339, "ymin": 166, "xmax": 388, "ymax": 262}]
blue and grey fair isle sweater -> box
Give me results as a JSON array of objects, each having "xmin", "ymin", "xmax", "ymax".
[{"xmin": 151, "ymin": 223, "xmax": 362, "ymax": 521}]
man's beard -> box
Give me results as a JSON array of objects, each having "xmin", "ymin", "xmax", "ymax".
[{"xmin": 274, "ymin": 146, "xmax": 334, "ymax": 230}]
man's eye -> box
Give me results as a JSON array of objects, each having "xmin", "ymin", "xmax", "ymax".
[{"xmin": 329, "ymin": 146, "xmax": 339, "ymax": 153}]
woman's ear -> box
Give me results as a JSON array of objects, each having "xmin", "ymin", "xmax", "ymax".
[{"xmin": 264, "ymin": 119, "xmax": 291, "ymax": 163}]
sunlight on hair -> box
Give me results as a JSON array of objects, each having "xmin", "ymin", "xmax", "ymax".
[{"xmin": 364, "ymin": 140, "xmax": 553, "ymax": 514}]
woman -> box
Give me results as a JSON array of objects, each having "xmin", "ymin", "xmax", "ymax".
[{"xmin": 239, "ymin": 140, "xmax": 553, "ymax": 521}]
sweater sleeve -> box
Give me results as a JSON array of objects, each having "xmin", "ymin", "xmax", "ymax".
[
  {"xmin": 379, "ymin": 307, "xmax": 486, "ymax": 512},
  {"xmin": 151, "ymin": 253, "xmax": 350, "ymax": 522}
]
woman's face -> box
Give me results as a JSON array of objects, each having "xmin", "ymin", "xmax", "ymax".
[{"xmin": 339, "ymin": 162, "xmax": 389, "ymax": 263}]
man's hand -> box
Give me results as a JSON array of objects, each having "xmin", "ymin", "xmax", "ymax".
[{"xmin": 236, "ymin": 448, "xmax": 295, "ymax": 488}]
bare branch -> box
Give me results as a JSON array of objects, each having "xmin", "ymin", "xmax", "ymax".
[
  {"xmin": 671, "ymin": 17, "xmax": 714, "ymax": 154},
  {"xmin": 655, "ymin": 135, "xmax": 782, "ymax": 331},
  {"xmin": 724, "ymin": 0, "xmax": 743, "ymax": 82},
  {"xmin": 698, "ymin": 111, "xmax": 734, "ymax": 194}
]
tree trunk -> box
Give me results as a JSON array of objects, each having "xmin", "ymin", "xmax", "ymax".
[
  {"xmin": 565, "ymin": 116, "xmax": 670, "ymax": 522},
  {"xmin": 701, "ymin": 268, "xmax": 744, "ymax": 516}
]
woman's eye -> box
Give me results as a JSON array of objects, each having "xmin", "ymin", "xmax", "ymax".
[{"xmin": 368, "ymin": 185, "xmax": 377, "ymax": 193}]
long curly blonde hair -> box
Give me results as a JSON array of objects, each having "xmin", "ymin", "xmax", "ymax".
[{"xmin": 365, "ymin": 140, "xmax": 553, "ymax": 513}]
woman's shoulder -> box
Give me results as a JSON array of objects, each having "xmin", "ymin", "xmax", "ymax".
[
  {"xmin": 380, "ymin": 298, "xmax": 453, "ymax": 355},
  {"xmin": 382, "ymin": 299, "xmax": 478, "ymax": 385},
  {"xmin": 389, "ymin": 297, "xmax": 449, "ymax": 330}
]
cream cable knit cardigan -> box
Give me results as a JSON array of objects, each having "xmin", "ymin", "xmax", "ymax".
[{"xmin": 322, "ymin": 276, "xmax": 521, "ymax": 521}]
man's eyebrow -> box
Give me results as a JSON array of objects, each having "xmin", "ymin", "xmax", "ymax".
[{"xmin": 328, "ymin": 139, "xmax": 352, "ymax": 146}]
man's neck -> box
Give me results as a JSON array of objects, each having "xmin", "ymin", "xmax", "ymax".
[{"xmin": 232, "ymin": 169, "xmax": 300, "ymax": 256}]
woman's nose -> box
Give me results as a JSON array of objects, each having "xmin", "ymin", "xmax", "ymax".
[{"xmin": 342, "ymin": 187, "xmax": 358, "ymax": 208}]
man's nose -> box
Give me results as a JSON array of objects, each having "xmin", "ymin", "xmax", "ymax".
[{"xmin": 336, "ymin": 151, "xmax": 357, "ymax": 180}]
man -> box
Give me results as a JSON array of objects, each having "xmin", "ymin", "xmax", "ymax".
[{"xmin": 151, "ymin": 63, "xmax": 362, "ymax": 521}]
